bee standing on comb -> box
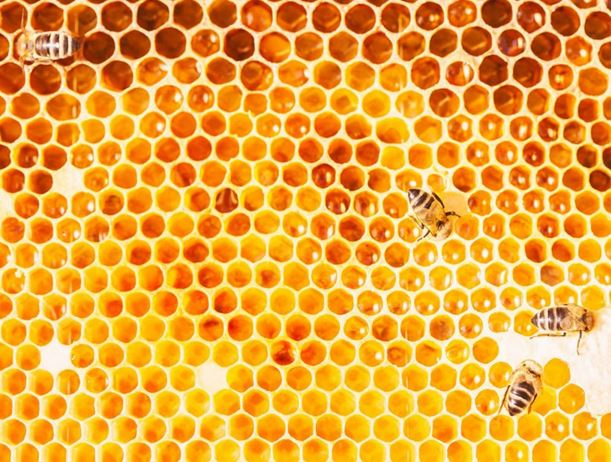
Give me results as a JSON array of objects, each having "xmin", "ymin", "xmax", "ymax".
[
  {"xmin": 407, "ymin": 188, "xmax": 460, "ymax": 241},
  {"xmin": 14, "ymin": 9, "xmax": 81, "ymax": 66},
  {"xmin": 499, "ymin": 360, "xmax": 543, "ymax": 416},
  {"xmin": 530, "ymin": 304, "xmax": 594, "ymax": 354}
]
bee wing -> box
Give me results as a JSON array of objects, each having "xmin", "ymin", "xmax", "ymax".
[
  {"xmin": 565, "ymin": 304, "xmax": 586, "ymax": 318},
  {"xmin": 566, "ymin": 305, "xmax": 589, "ymax": 330}
]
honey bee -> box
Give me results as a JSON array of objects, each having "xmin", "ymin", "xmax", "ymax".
[
  {"xmin": 530, "ymin": 304, "xmax": 594, "ymax": 354},
  {"xmin": 407, "ymin": 189, "xmax": 460, "ymax": 240},
  {"xmin": 15, "ymin": 30, "xmax": 81, "ymax": 65},
  {"xmin": 499, "ymin": 360, "xmax": 543, "ymax": 416}
]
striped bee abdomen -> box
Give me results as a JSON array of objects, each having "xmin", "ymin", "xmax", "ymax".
[
  {"xmin": 507, "ymin": 381, "xmax": 536, "ymax": 416},
  {"xmin": 34, "ymin": 32, "xmax": 79, "ymax": 60},
  {"xmin": 532, "ymin": 306, "xmax": 569, "ymax": 331},
  {"xmin": 408, "ymin": 189, "xmax": 435, "ymax": 210}
]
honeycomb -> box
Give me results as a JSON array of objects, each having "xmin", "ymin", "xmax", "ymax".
[{"xmin": 0, "ymin": 0, "xmax": 609, "ymax": 460}]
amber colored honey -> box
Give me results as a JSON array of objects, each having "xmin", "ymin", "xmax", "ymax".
[{"xmin": 0, "ymin": 0, "xmax": 609, "ymax": 461}]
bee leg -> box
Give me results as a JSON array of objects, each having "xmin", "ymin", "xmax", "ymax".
[
  {"xmin": 529, "ymin": 332, "xmax": 567, "ymax": 339},
  {"xmin": 528, "ymin": 401, "xmax": 534, "ymax": 414},
  {"xmin": 576, "ymin": 331, "xmax": 583, "ymax": 355},
  {"xmin": 498, "ymin": 385, "xmax": 509, "ymax": 415},
  {"xmin": 445, "ymin": 211, "xmax": 461, "ymax": 218},
  {"xmin": 417, "ymin": 228, "xmax": 431, "ymax": 242}
]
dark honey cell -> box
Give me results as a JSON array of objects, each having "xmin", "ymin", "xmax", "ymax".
[
  {"xmin": 0, "ymin": 34, "xmax": 8, "ymax": 61},
  {"xmin": 295, "ymin": 33, "xmax": 323, "ymax": 61},
  {"xmin": 531, "ymin": 33, "xmax": 561, "ymax": 61},
  {"xmin": 478, "ymin": 56, "xmax": 508, "ymax": 86},
  {"xmin": 298, "ymin": 139, "xmax": 322, "ymax": 163},
  {"xmin": 215, "ymin": 188, "xmax": 238, "ymax": 213},
  {"xmin": 174, "ymin": 0, "xmax": 204, "ymax": 29},
  {"xmin": 26, "ymin": 119, "xmax": 52, "ymax": 144},
  {"xmin": 362, "ymin": 33, "xmax": 392, "ymax": 64},
  {"xmin": 260, "ymin": 32, "xmax": 290, "ymax": 63},
  {"xmin": 156, "ymin": 28, "xmax": 186, "ymax": 59},
  {"xmin": 446, "ymin": 62, "xmax": 474, "ymax": 86},
  {"xmin": 65, "ymin": 65, "xmax": 96, "ymax": 95},
  {"xmin": 326, "ymin": 140, "xmax": 350, "ymax": 165},
  {"xmin": 83, "ymin": 32, "xmax": 115, "ymax": 64},
  {"xmin": 312, "ymin": 2, "xmax": 341, "ymax": 33},
  {"xmin": 398, "ymin": 32, "xmax": 425, "ymax": 61},
  {"xmin": 498, "ymin": 30, "xmax": 526, "ymax": 57},
  {"xmin": 461, "ymin": 27, "xmax": 492, "ymax": 56},
  {"xmin": 191, "ymin": 29, "xmax": 220, "ymax": 57},
  {"xmin": 0, "ymin": 146, "xmax": 9, "ymax": 169},
  {"xmin": 101, "ymin": 2, "xmax": 131, "ymax": 32},
  {"xmin": 578, "ymin": 68, "xmax": 608, "ymax": 96},
  {"xmin": 241, "ymin": 0, "xmax": 272, "ymax": 31},
  {"xmin": 16, "ymin": 144, "xmax": 38, "ymax": 168},
  {"xmin": 224, "ymin": 29, "xmax": 255, "ymax": 61},
  {"xmin": 187, "ymin": 85, "xmax": 214, "ymax": 113},
  {"xmin": 2, "ymin": 169, "xmax": 24, "ymax": 193},
  {"xmin": 10, "ymin": 93, "xmax": 40, "ymax": 119},
  {"xmin": 589, "ymin": 170, "xmax": 611, "ymax": 192},
  {"xmin": 0, "ymin": 63, "xmax": 25, "ymax": 94},
  {"xmin": 381, "ymin": 3, "xmax": 410, "ymax": 32},
  {"xmin": 240, "ymin": 61, "xmax": 272, "ymax": 91},
  {"xmin": 550, "ymin": 6, "xmax": 580, "ymax": 36},
  {"xmin": 325, "ymin": 190, "xmax": 350, "ymax": 214},
  {"xmin": 32, "ymin": 3, "xmax": 63, "ymax": 31},
  {"xmin": 173, "ymin": 58, "xmax": 201, "ymax": 84},
  {"xmin": 345, "ymin": 4, "xmax": 376, "ymax": 34},
  {"xmin": 120, "ymin": 30, "xmax": 151, "ymax": 60},
  {"xmin": 411, "ymin": 58, "xmax": 440, "ymax": 89},
  {"xmin": 566, "ymin": 37, "xmax": 592, "ymax": 66},
  {"xmin": 585, "ymin": 11, "xmax": 611, "ymax": 40},
  {"xmin": 208, "ymin": 0, "xmax": 237, "ymax": 28},
  {"xmin": 416, "ymin": 2, "xmax": 444, "ymax": 30},
  {"xmin": 137, "ymin": 0, "xmax": 169, "ymax": 30},
  {"xmin": 277, "ymin": 2, "xmax": 307, "ymax": 32},
  {"xmin": 481, "ymin": 0, "xmax": 512, "ymax": 28},
  {"xmin": 548, "ymin": 65, "xmax": 573, "ymax": 91},
  {"xmin": 29, "ymin": 170, "xmax": 53, "ymax": 195},
  {"xmin": 0, "ymin": 118, "xmax": 22, "ymax": 143},
  {"xmin": 67, "ymin": 5, "xmax": 97, "ymax": 36},
  {"xmin": 517, "ymin": 2, "xmax": 546, "ymax": 33},
  {"xmin": 430, "ymin": 89, "xmax": 460, "ymax": 117},
  {"xmin": 43, "ymin": 146, "xmax": 67, "ymax": 171},
  {"xmin": 102, "ymin": 61, "xmax": 133, "ymax": 92},
  {"xmin": 493, "ymin": 85, "xmax": 522, "ymax": 115},
  {"xmin": 513, "ymin": 58, "xmax": 542, "ymax": 87},
  {"xmin": 430, "ymin": 29, "xmax": 457, "ymax": 57},
  {"xmin": 1, "ymin": 3, "xmax": 26, "ymax": 33},
  {"xmin": 329, "ymin": 32, "xmax": 359, "ymax": 62},
  {"xmin": 448, "ymin": 0, "xmax": 477, "ymax": 27}
]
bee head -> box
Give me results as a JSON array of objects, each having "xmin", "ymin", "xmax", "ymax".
[
  {"xmin": 15, "ymin": 33, "xmax": 30, "ymax": 54},
  {"xmin": 583, "ymin": 310, "xmax": 594, "ymax": 332},
  {"xmin": 519, "ymin": 360, "xmax": 542, "ymax": 377},
  {"xmin": 434, "ymin": 218, "xmax": 452, "ymax": 240}
]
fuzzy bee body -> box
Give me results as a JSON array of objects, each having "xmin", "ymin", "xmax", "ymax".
[
  {"xmin": 16, "ymin": 30, "xmax": 80, "ymax": 64},
  {"xmin": 407, "ymin": 188, "xmax": 459, "ymax": 241},
  {"xmin": 500, "ymin": 360, "xmax": 542, "ymax": 416},
  {"xmin": 531, "ymin": 304, "xmax": 594, "ymax": 354}
]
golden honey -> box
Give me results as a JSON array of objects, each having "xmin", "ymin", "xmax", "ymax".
[{"xmin": 0, "ymin": 0, "xmax": 609, "ymax": 461}]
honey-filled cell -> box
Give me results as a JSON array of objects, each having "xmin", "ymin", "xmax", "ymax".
[{"xmin": 0, "ymin": 0, "xmax": 608, "ymax": 459}]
